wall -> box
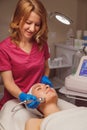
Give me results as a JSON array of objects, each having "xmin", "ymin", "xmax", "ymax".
[
  {"xmin": 0, "ymin": 0, "xmax": 81, "ymax": 42},
  {"xmin": 0, "ymin": 0, "xmax": 18, "ymax": 41},
  {"xmin": 0, "ymin": 0, "xmax": 87, "ymax": 50},
  {"xmin": 42, "ymin": 0, "xmax": 78, "ymax": 43},
  {"xmin": 41, "ymin": 0, "xmax": 78, "ymax": 58},
  {"xmin": 76, "ymin": 0, "xmax": 87, "ymax": 30}
]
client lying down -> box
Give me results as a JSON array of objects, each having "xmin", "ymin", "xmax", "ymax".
[
  {"xmin": 25, "ymin": 83, "xmax": 61, "ymax": 130},
  {"xmin": 25, "ymin": 83, "xmax": 87, "ymax": 130}
]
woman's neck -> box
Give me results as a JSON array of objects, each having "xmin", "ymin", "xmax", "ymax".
[
  {"xmin": 41, "ymin": 103, "xmax": 60, "ymax": 117},
  {"xmin": 19, "ymin": 39, "xmax": 33, "ymax": 53}
]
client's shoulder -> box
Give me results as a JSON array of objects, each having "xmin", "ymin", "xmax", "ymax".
[
  {"xmin": 29, "ymin": 117, "xmax": 42, "ymax": 123},
  {"xmin": 25, "ymin": 118, "xmax": 43, "ymax": 130}
]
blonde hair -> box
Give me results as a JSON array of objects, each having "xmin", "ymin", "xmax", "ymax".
[{"xmin": 10, "ymin": 0, "xmax": 48, "ymax": 46}]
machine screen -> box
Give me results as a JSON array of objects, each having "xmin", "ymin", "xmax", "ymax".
[{"xmin": 79, "ymin": 59, "xmax": 87, "ymax": 77}]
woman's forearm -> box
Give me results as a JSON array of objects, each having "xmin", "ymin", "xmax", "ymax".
[
  {"xmin": 1, "ymin": 71, "xmax": 22, "ymax": 98},
  {"xmin": 44, "ymin": 60, "xmax": 50, "ymax": 77}
]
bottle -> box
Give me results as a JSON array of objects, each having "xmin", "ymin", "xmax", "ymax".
[
  {"xmin": 72, "ymin": 49, "xmax": 84, "ymax": 74},
  {"xmin": 66, "ymin": 28, "xmax": 74, "ymax": 46}
]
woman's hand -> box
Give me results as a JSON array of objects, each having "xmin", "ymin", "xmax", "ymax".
[
  {"xmin": 40, "ymin": 75, "xmax": 53, "ymax": 87},
  {"xmin": 19, "ymin": 92, "xmax": 40, "ymax": 109}
]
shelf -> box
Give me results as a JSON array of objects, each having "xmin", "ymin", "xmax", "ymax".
[
  {"xmin": 48, "ymin": 57, "xmax": 72, "ymax": 69},
  {"xmin": 49, "ymin": 63, "xmax": 72, "ymax": 69},
  {"xmin": 54, "ymin": 43, "xmax": 78, "ymax": 51}
]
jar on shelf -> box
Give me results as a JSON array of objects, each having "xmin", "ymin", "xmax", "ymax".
[
  {"xmin": 72, "ymin": 50, "xmax": 84, "ymax": 74},
  {"xmin": 66, "ymin": 28, "xmax": 74, "ymax": 46}
]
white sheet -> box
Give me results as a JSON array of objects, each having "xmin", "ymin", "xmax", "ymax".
[
  {"xmin": 0, "ymin": 99, "xmax": 40, "ymax": 130},
  {"xmin": 0, "ymin": 99, "xmax": 76, "ymax": 130},
  {"xmin": 41, "ymin": 107, "xmax": 87, "ymax": 130}
]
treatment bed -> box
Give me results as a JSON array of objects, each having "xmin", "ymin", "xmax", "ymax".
[{"xmin": 0, "ymin": 98, "xmax": 87, "ymax": 130}]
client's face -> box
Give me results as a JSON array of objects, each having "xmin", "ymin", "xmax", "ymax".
[{"xmin": 32, "ymin": 83, "xmax": 58, "ymax": 103}]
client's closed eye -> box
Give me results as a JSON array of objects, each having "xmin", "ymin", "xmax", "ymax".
[{"xmin": 36, "ymin": 87, "xmax": 42, "ymax": 91}]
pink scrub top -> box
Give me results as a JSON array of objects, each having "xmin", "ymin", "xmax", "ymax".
[{"xmin": 0, "ymin": 37, "xmax": 50, "ymax": 109}]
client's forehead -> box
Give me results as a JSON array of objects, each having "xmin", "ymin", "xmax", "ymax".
[
  {"xmin": 34, "ymin": 83, "xmax": 48, "ymax": 88},
  {"xmin": 31, "ymin": 83, "xmax": 43, "ymax": 94},
  {"xmin": 32, "ymin": 83, "xmax": 42, "ymax": 89},
  {"xmin": 32, "ymin": 83, "xmax": 50, "ymax": 91}
]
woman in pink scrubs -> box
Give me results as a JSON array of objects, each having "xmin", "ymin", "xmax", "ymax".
[{"xmin": 0, "ymin": 0, "xmax": 53, "ymax": 110}]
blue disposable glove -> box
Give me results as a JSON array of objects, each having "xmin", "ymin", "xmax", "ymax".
[
  {"xmin": 19, "ymin": 92, "xmax": 40, "ymax": 109},
  {"xmin": 40, "ymin": 75, "xmax": 53, "ymax": 87}
]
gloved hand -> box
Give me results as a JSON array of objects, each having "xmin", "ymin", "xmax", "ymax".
[
  {"xmin": 40, "ymin": 75, "xmax": 53, "ymax": 87},
  {"xmin": 19, "ymin": 92, "xmax": 40, "ymax": 109}
]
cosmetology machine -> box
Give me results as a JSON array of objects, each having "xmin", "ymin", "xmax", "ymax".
[{"xmin": 59, "ymin": 44, "xmax": 87, "ymax": 101}]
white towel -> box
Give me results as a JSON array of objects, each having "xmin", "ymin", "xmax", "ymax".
[
  {"xmin": 0, "ymin": 99, "xmax": 38, "ymax": 130},
  {"xmin": 41, "ymin": 107, "xmax": 87, "ymax": 130}
]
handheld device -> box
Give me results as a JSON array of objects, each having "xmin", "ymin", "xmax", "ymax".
[{"xmin": 11, "ymin": 98, "xmax": 45, "ymax": 112}]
